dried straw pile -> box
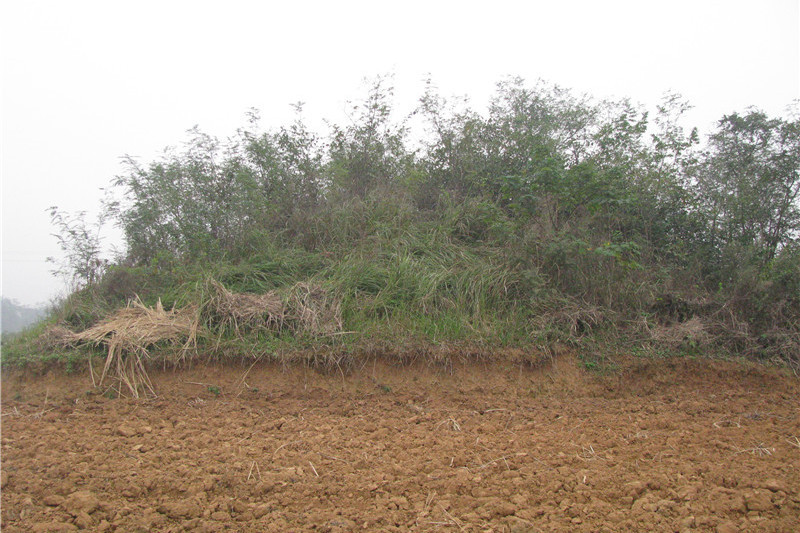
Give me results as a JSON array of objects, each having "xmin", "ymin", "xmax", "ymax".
[
  {"xmin": 532, "ymin": 302, "xmax": 605, "ymax": 337},
  {"xmin": 288, "ymin": 282, "xmax": 343, "ymax": 335},
  {"xmin": 207, "ymin": 280, "xmax": 342, "ymax": 337},
  {"xmin": 207, "ymin": 280, "xmax": 285, "ymax": 334},
  {"xmin": 649, "ymin": 316, "xmax": 710, "ymax": 348},
  {"xmin": 73, "ymin": 299, "xmax": 199, "ymax": 398},
  {"xmin": 60, "ymin": 281, "xmax": 342, "ymax": 397},
  {"xmin": 35, "ymin": 325, "xmax": 79, "ymax": 351}
]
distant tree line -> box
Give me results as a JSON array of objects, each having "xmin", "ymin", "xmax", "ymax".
[{"xmin": 1, "ymin": 297, "xmax": 48, "ymax": 335}]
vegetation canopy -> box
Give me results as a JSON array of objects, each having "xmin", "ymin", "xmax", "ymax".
[{"xmin": 5, "ymin": 76, "xmax": 799, "ymax": 394}]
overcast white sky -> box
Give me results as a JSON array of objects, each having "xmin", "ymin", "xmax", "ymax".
[{"xmin": 2, "ymin": 0, "xmax": 799, "ymax": 306}]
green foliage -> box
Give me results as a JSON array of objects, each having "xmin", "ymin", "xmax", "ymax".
[
  {"xmin": 0, "ymin": 317, "xmax": 94, "ymax": 370},
  {"xmin": 113, "ymin": 108, "xmax": 325, "ymax": 264},
  {"xmin": 698, "ymin": 110, "xmax": 800, "ymax": 267},
  {"xmin": 327, "ymin": 76, "xmax": 412, "ymax": 200},
  {"xmin": 47, "ymin": 207, "xmax": 109, "ymax": 290},
  {"xmin": 28, "ymin": 76, "xmax": 800, "ymax": 371}
]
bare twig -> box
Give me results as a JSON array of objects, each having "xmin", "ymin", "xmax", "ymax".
[
  {"xmin": 477, "ymin": 455, "xmax": 511, "ymax": 470},
  {"xmin": 235, "ymin": 357, "xmax": 262, "ymax": 397},
  {"xmin": 318, "ymin": 452, "xmax": 351, "ymax": 464},
  {"xmin": 271, "ymin": 441, "xmax": 299, "ymax": 461},
  {"xmin": 734, "ymin": 442, "xmax": 775, "ymax": 456},
  {"xmin": 576, "ymin": 444, "xmax": 601, "ymax": 461},
  {"xmin": 713, "ymin": 418, "xmax": 741, "ymax": 429},
  {"xmin": 436, "ymin": 417, "xmax": 461, "ymax": 431},
  {"xmin": 438, "ymin": 505, "xmax": 466, "ymax": 532}
]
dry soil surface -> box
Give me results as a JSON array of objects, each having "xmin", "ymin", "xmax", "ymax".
[{"xmin": 2, "ymin": 355, "xmax": 799, "ymax": 532}]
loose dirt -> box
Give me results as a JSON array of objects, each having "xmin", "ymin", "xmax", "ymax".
[{"xmin": 2, "ymin": 355, "xmax": 798, "ymax": 532}]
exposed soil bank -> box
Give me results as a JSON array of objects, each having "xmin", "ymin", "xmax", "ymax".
[{"xmin": 2, "ymin": 355, "xmax": 799, "ymax": 532}]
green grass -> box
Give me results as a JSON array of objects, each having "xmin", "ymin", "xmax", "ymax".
[
  {"xmin": 1, "ymin": 319, "xmax": 97, "ymax": 372},
  {"xmin": 5, "ymin": 194, "xmax": 797, "ymax": 376}
]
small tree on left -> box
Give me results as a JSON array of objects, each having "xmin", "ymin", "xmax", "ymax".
[{"xmin": 47, "ymin": 206, "xmax": 109, "ymax": 290}]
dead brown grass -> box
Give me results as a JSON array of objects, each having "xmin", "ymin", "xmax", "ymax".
[
  {"xmin": 207, "ymin": 280, "xmax": 285, "ymax": 334},
  {"xmin": 532, "ymin": 301, "xmax": 605, "ymax": 339},
  {"xmin": 288, "ymin": 282, "xmax": 343, "ymax": 336},
  {"xmin": 34, "ymin": 325, "xmax": 79, "ymax": 351},
  {"xmin": 73, "ymin": 299, "xmax": 199, "ymax": 398},
  {"xmin": 205, "ymin": 280, "xmax": 342, "ymax": 337},
  {"xmin": 649, "ymin": 316, "xmax": 710, "ymax": 348},
  {"xmin": 54, "ymin": 281, "xmax": 344, "ymax": 396}
]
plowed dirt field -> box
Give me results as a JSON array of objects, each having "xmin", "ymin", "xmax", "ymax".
[{"xmin": 2, "ymin": 355, "xmax": 799, "ymax": 532}]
